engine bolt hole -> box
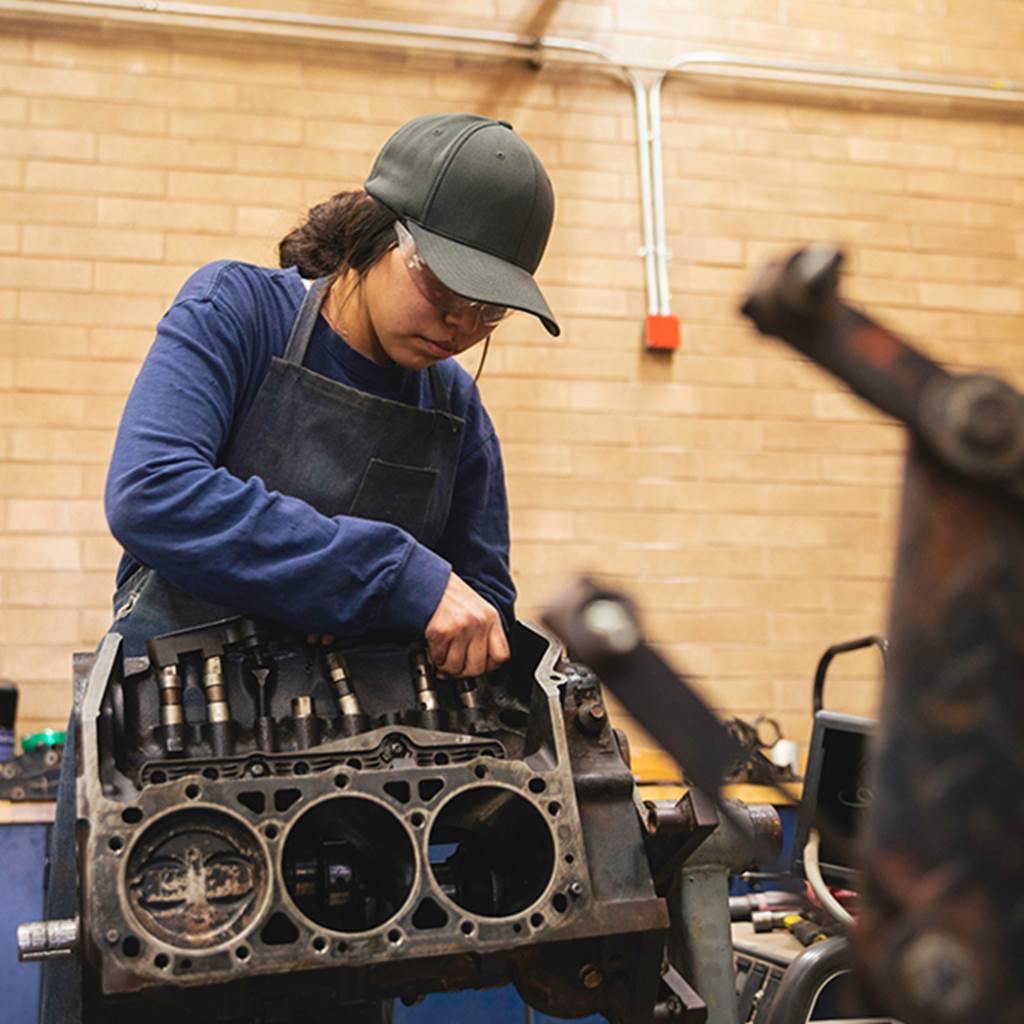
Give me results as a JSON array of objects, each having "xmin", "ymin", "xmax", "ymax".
[
  {"xmin": 528, "ymin": 778, "xmax": 546, "ymax": 794},
  {"xmin": 530, "ymin": 913, "xmax": 544, "ymax": 928},
  {"xmin": 108, "ymin": 836, "xmax": 125, "ymax": 853},
  {"xmin": 334, "ymin": 773, "xmax": 349, "ymax": 789},
  {"xmin": 264, "ymin": 824, "xmax": 280, "ymax": 839},
  {"xmin": 387, "ymin": 929, "xmax": 402, "ymax": 944},
  {"xmin": 547, "ymin": 801, "xmax": 561, "ymax": 816},
  {"xmin": 184, "ymin": 783, "xmax": 200, "ymax": 800},
  {"xmin": 473, "ymin": 763, "xmax": 487, "ymax": 779},
  {"xmin": 410, "ymin": 812, "xmax": 425, "ymax": 828},
  {"xmin": 312, "ymin": 936, "xmax": 327, "ymax": 953},
  {"xmin": 154, "ymin": 953, "xmax": 169, "ymax": 969},
  {"xmin": 121, "ymin": 807, "xmax": 143, "ymax": 825},
  {"xmin": 236, "ymin": 946, "xmax": 250, "ymax": 961},
  {"xmin": 461, "ymin": 921, "xmax": 475, "ymax": 935}
]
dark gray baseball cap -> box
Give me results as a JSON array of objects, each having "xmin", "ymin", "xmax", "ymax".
[{"xmin": 365, "ymin": 113, "xmax": 559, "ymax": 336}]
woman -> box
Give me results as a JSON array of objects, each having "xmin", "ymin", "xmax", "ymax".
[
  {"xmin": 39, "ymin": 113, "xmax": 558, "ymax": 1023},
  {"xmin": 103, "ymin": 112, "xmax": 559, "ymax": 674}
]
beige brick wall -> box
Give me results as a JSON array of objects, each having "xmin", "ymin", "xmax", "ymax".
[{"xmin": 2, "ymin": 3, "xmax": 1024, "ymax": 776}]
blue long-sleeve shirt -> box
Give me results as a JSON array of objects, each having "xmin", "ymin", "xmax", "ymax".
[{"xmin": 105, "ymin": 260, "xmax": 516, "ymax": 638}]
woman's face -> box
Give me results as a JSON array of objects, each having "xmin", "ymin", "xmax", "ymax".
[{"xmin": 360, "ymin": 247, "xmax": 495, "ymax": 370}]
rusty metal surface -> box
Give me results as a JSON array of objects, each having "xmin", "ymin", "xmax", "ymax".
[
  {"xmin": 541, "ymin": 576, "xmax": 742, "ymax": 798},
  {"xmin": 741, "ymin": 245, "xmax": 1024, "ymax": 1024},
  {"xmin": 125, "ymin": 808, "xmax": 269, "ymax": 949}
]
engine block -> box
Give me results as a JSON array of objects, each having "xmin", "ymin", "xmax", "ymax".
[{"xmin": 73, "ymin": 618, "xmax": 673, "ymax": 1022}]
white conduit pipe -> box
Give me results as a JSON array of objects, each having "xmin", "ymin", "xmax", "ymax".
[
  {"xmin": 8, "ymin": 4, "xmax": 1024, "ymax": 335},
  {"xmin": 631, "ymin": 74, "xmax": 659, "ymax": 318},
  {"xmin": 0, "ymin": 0, "xmax": 664, "ymax": 321},
  {"xmin": 649, "ymin": 51, "xmax": 1024, "ymax": 319},
  {"xmin": 664, "ymin": 51, "xmax": 1024, "ymax": 106},
  {"xmin": 647, "ymin": 75, "xmax": 672, "ymax": 319}
]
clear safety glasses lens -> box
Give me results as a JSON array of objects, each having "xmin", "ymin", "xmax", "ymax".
[{"xmin": 394, "ymin": 221, "xmax": 510, "ymax": 329}]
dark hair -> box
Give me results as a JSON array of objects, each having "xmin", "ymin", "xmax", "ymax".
[{"xmin": 278, "ymin": 191, "xmax": 397, "ymax": 279}]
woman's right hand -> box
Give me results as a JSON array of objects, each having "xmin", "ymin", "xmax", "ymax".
[{"xmin": 425, "ymin": 572, "xmax": 510, "ymax": 678}]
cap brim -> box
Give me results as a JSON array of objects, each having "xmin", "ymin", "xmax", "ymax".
[{"xmin": 406, "ymin": 221, "xmax": 560, "ymax": 337}]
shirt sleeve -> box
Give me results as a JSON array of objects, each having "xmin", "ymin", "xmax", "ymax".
[
  {"xmin": 434, "ymin": 396, "xmax": 517, "ymax": 633},
  {"xmin": 104, "ymin": 264, "xmax": 451, "ymax": 637}
]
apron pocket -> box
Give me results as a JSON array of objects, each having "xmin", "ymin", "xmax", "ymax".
[{"xmin": 349, "ymin": 458, "xmax": 440, "ymax": 540}]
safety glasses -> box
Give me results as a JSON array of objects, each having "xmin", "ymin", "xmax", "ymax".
[{"xmin": 394, "ymin": 221, "xmax": 511, "ymax": 330}]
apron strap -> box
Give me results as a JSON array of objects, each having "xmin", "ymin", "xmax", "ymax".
[{"xmin": 283, "ymin": 276, "xmax": 332, "ymax": 366}]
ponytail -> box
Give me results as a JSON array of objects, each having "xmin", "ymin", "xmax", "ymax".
[{"xmin": 278, "ymin": 191, "xmax": 397, "ymax": 279}]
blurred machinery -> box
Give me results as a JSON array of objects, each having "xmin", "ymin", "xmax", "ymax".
[
  {"xmin": 741, "ymin": 245, "xmax": 1024, "ymax": 1024},
  {"xmin": 542, "ymin": 236, "xmax": 1024, "ymax": 1022}
]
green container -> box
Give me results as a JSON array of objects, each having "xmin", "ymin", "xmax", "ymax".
[{"xmin": 20, "ymin": 729, "xmax": 67, "ymax": 752}]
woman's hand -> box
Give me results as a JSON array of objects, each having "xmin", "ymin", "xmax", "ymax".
[{"xmin": 425, "ymin": 572, "xmax": 510, "ymax": 677}]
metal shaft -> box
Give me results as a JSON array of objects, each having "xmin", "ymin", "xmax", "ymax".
[
  {"xmin": 411, "ymin": 653, "xmax": 440, "ymax": 711},
  {"xmin": 157, "ymin": 664, "xmax": 185, "ymax": 753},
  {"xmin": 202, "ymin": 656, "xmax": 229, "ymax": 722},
  {"xmin": 203, "ymin": 655, "xmax": 233, "ymax": 756},
  {"xmin": 454, "ymin": 677, "xmax": 479, "ymax": 709},
  {"xmin": 292, "ymin": 695, "xmax": 321, "ymax": 749},
  {"xmin": 326, "ymin": 651, "xmax": 362, "ymax": 717},
  {"xmin": 17, "ymin": 917, "xmax": 78, "ymax": 961}
]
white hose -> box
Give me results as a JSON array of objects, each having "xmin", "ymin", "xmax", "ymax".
[{"xmin": 804, "ymin": 828, "xmax": 854, "ymax": 925}]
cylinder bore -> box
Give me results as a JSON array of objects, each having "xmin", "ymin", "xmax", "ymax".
[
  {"xmin": 428, "ymin": 786, "xmax": 555, "ymax": 917},
  {"xmin": 126, "ymin": 809, "xmax": 269, "ymax": 950},
  {"xmin": 282, "ymin": 796, "xmax": 415, "ymax": 933}
]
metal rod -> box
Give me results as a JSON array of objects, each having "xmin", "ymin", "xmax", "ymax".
[
  {"xmin": 157, "ymin": 663, "xmax": 185, "ymax": 754},
  {"xmin": 17, "ymin": 917, "xmax": 79, "ymax": 962},
  {"xmin": 326, "ymin": 651, "xmax": 363, "ymax": 719},
  {"xmin": 291, "ymin": 695, "xmax": 320, "ymax": 749},
  {"xmin": 203, "ymin": 653, "xmax": 233, "ymax": 757},
  {"xmin": 411, "ymin": 653, "xmax": 440, "ymax": 712},
  {"xmin": 454, "ymin": 677, "xmax": 480, "ymax": 710}
]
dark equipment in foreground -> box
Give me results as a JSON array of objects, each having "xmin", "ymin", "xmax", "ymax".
[
  {"xmin": 741, "ymin": 244, "xmax": 1024, "ymax": 1024},
  {"xmin": 19, "ymin": 616, "xmax": 781, "ymax": 1022}
]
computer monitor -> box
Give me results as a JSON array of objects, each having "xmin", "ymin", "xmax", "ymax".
[{"xmin": 793, "ymin": 710, "xmax": 877, "ymax": 886}]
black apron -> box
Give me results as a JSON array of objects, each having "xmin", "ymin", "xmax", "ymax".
[{"xmin": 42, "ymin": 276, "xmax": 465, "ymax": 1022}]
